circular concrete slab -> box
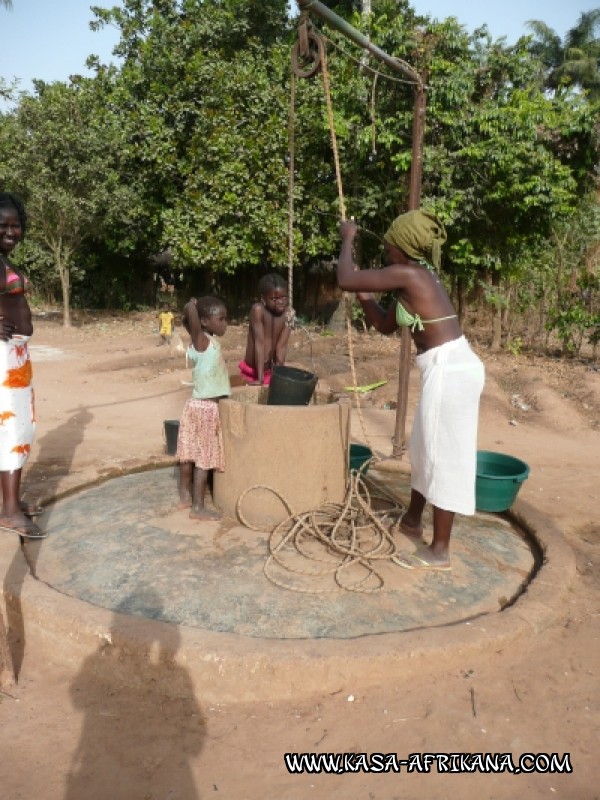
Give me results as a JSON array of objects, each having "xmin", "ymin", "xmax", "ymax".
[
  {"xmin": 2, "ymin": 465, "xmax": 576, "ymax": 701},
  {"xmin": 34, "ymin": 467, "xmax": 536, "ymax": 639}
]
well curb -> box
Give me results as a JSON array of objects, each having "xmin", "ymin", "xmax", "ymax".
[{"xmin": 1, "ymin": 494, "xmax": 575, "ymax": 702}]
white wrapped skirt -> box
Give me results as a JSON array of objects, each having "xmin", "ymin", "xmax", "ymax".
[{"xmin": 409, "ymin": 336, "xmax": 484, "ymax": 515}]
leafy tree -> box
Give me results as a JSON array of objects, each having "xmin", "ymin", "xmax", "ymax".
[
  {"xmin": 526, "ymin": 10, "xmax": 600, "ymax": 99},
  {"xmin": 541, "ymin": 193, "xmax": 600, "ymax": 355},
  {"xmin": 90, "ymin": 0, "xmax": 295, "ymax": 283},
  {"xmin": 0, "ymin": 78, "xmax": 16, "ymax": 103},
  {"xmin": 376, "ymin": 17, "xmax": 597, "ymax": 347},
  {"xmin": 2, "ymin": 0, "xmax": 597, "ymax": 353},
  {"xmin": 5, "ymin": 79, "xmax": 141, "ymax": 325},
  {"xmin": 82, "ymin": 0, "xmax": 598, "ymax": 341}
]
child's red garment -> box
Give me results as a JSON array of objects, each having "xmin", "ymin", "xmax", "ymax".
[{"xmin": 238, "ymin": 359, "xmax": 271, "ymax": 385}]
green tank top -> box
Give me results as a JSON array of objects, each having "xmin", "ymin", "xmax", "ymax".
[
  {"xmin": 396, "ymin": 300, "xmax": 457, "ymax": 332},
  {"xmin": 187, "ymin": 337, "xmax": 231, "ymax": 399}
]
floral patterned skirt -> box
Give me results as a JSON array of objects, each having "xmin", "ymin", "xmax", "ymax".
[{"xmin": 176, "ymin": 398, "xmax": 225, "ymax": 471}]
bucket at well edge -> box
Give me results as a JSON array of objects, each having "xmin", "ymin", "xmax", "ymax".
[
  {"xmin": 164, "ymin": 419, "xmax": 180, "ymax": 456},
  {"xmin": 349, "ymin": 443, "xmax": 372, "ymax": 475},
  {"xmin": 267, "ymin": 365, "xmax": 318, "ymax": 406},
  {"xmin": 475, "ymin": 450, "xmax": 530, "ymax": 512}
]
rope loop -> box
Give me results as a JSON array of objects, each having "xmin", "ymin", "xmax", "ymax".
[{"xmin": 238, "ymin": 469, "xmax": 406, "ymax": 594}]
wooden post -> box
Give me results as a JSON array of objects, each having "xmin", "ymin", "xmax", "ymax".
[{"xmin": 392, "ymin": 80, "xmax": 427, "ymax": 457}]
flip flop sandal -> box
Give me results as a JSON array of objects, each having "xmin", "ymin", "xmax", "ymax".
[
  {"xmin": 392, "ymin": 553, "xmax": 451, "ymax": 571},
  {"xmin": 0, "ymin": 521, "xmax": 48, "ymax": 540}
]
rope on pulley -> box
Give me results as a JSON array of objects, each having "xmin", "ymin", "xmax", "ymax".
[{"xmin": 291, "ymin": 28, "xmax": 371, "ymax": 449}]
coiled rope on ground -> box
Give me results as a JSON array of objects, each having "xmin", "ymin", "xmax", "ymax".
[{"xmin": 237, "ymin": 468, "xmax": 406, "ymax": 594}]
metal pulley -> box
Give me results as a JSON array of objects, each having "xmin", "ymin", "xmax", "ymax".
[{"xmin": 291, "ymin": 20, "xmax": 324, "ymax": 78}]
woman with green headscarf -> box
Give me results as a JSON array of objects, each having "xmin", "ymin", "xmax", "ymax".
[{"xmin": 337, "ymin": 211, "xmax": 484, "ymax": 571}]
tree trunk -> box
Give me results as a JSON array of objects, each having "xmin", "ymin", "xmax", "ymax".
[
  {"xmin": 55, "ymin": 251, "xmax": 71, "ymax": 328},
  {"xmin": 327, "ymin": 294, "xmax": 349, "ymax": 333},
  {"xmin": 456, "ymin": 276, "xmax": 466, "ymax": 325},
  {"xmin": 490, "ymin": 271, "xmax": 502, "ymax": 352},
  {"xmin": 502, "ymin": 283, "xmax": 512, "ymax": 347}
]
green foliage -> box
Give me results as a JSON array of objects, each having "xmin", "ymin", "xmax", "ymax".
[
  {"xmin": 545, "ymin": 250, "xmax": 600, "ymax": 355},
  {"xmin": 1, "ymin": 78, "xmax": 145, "ymax": 322},
  {"xmin": 350, "ymin": 299, "xmax": 365, "ymax": 324},
  {"xmin": 505, "ymin": 336, "xmax": 523, "ymax": 357},
  {"xmin": 0, "ymin": 0, "xmax": 597, "ymax": 352},
  {"xmin": 547, "ymin": 300, "xmax": 599, "ymax": 355},
  {"xmin": 529, "ymin": 191, "xmax": 600, "ymax": 354},
  {"xmin": 526, "ymin": 10, "xmax": 600, "ymax": 100},
  {"xmin": 90, "ymin": 0, "xmax": 294, "ymax": 276}
]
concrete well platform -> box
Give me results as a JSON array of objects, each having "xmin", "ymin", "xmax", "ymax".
[{"xmin": 1, "ymin": 465, "xmax": 576, "ymax": 702}]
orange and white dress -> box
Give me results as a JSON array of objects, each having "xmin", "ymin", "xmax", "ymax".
[{"xmin": 0, "ymin": 334, "xmax": 35, "ymax": 470}]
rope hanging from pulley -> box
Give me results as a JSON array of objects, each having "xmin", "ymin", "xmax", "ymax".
[
  {"xmin": 241, "ymin": 17, "xmax": 425, "ymax": 595},
  {"xmin": 289, "ymin": 23, "xmax": 370, "ymax": 449}
]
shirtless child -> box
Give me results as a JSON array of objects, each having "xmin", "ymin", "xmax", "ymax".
[{"xmin": 239, "ymin": 273, "xmax": 292, "ymax": 386}]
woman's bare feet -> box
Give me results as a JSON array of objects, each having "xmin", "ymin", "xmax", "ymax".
[{"xmin": 0, "ymin": 511, "xmax": 46, "ymax": 539}]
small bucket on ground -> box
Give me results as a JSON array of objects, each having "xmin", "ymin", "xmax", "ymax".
[
  {"xmin": 164, "ymin": 419, "xmax": 180, "ymax": 456},
  {"xmin": 475, "ymin": 450, "xmax": 530, "ymax": 512},
  {"xmin": 349, "ymin": 443, "xmax": 372, "ymax": 475},
  {"xmin": 267, "ymin": 365, "xmax": 318, "ymax": 406}
]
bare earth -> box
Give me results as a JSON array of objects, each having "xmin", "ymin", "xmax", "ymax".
[{"xmin": 1, "ymin": 310, "xmax": 599, "ymax": 799}]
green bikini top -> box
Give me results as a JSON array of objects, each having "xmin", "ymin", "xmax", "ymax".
[
  {"xmin": 396, "ymin": 300, "xmax": 457, "ymax": 332},
  {"xmin": 395, "ymin": 260, "xmax": 458, "ymax": 332}
]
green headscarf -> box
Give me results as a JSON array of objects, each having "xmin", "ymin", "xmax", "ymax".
[{"xmin": 384, "ymin": 210, "xmax": 447, "ymax": 269}]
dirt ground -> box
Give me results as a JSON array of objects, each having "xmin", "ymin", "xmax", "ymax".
[{"xmin": 1, "ymin": 309, "xmax": 599, "ymax": 800}]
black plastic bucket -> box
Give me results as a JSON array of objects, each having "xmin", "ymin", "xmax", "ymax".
[
  {"xmin": 267, "ymin": 365, "xmax": 318, "ymax": 406},
  {"xmin": 164, "ymin": 419, "xmax": 180, "ymax": 455}
]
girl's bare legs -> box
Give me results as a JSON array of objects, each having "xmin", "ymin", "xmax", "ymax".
[
  {"xmin": 189, "ymin": 467, "xmax": 221, "ymax": 521},
  {"xmin": 178, "ymin": 462, "xmax": 194, "ymax": 508}
]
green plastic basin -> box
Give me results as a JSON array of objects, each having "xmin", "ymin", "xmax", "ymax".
[
  {"xmin": 475, "ymin": 450, "xmax": 530, "ymax": 512},
  {"xmin": 349, "ymin": 443, "xmax": 372, "ymax": 475}
]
